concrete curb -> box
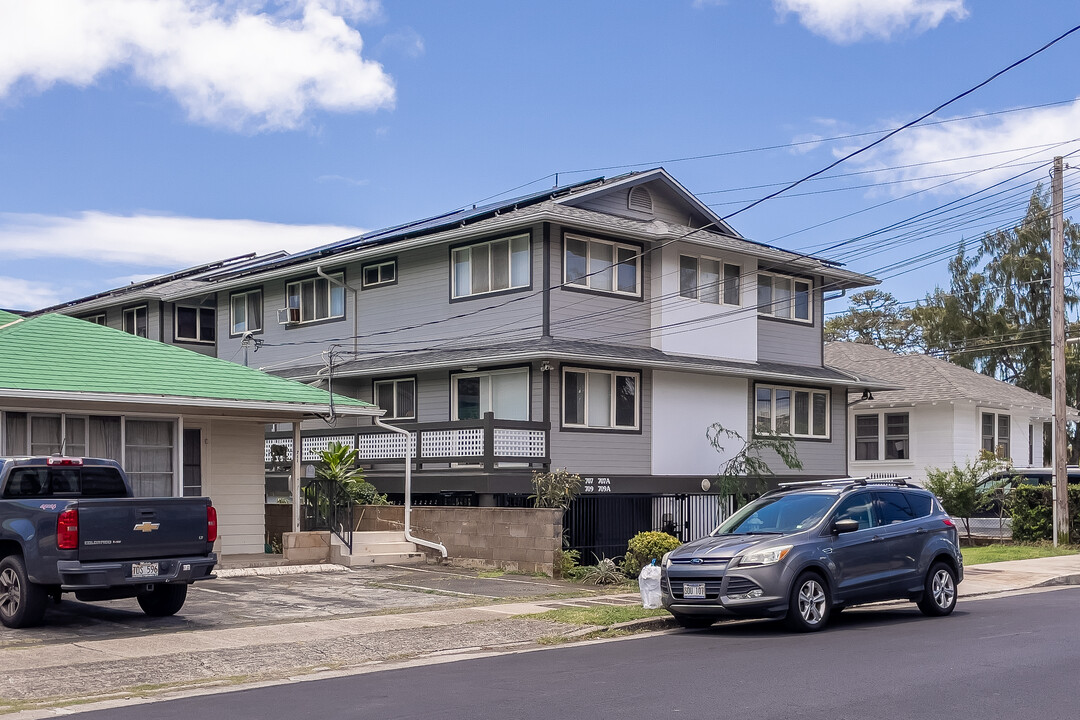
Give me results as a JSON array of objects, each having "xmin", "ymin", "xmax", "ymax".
[{"xmin": 214, "ymin": 563, "xmax": 349, "ymax": 578}]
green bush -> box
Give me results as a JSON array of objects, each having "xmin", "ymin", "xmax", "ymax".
[
  {"xmin": 622, "ymin": 531, "xmax": 681, "ymax": 579},
  {"xmin": 1008, "ymin": 484, "xmax": 1080, "ymax": 542},
  {"xmin": 580, "ymin": 556, "xmax": 627, "ymax": 585},
  {"xmin": 554, "ymin": 548, "xmax": 585, "ymax": 581}
]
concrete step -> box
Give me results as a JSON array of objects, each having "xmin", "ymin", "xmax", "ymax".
[
  {"xmin": 333, "ymin": 531, "xmax": 408, "ymax": 545},
  {"xmin": 351, "ymin": 541, "xmax": 419, "ymax": 554},
  {"xmin": 338, "ymin": 552, "xmax": 427, "ymax": 567}
]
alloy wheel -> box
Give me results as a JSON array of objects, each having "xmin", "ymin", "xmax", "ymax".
[
  {"xmin": 798, "ymin": 578, "xmax": 826, "ymax": 625},
  {"xmin": 932, "ymin": 568, "xmax": 955, "ymax": 609},
  {"xmin": 0, "ymin": 567, "xmax": 21, "ymax": 619}
]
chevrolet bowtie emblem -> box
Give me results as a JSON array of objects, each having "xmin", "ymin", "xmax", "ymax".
[{"xmin": 133, "ymin": 521, "xmax": 160, "ymax": 533}]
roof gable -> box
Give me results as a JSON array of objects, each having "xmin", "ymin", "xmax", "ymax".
[{"xmin": 0, "ymin": 313, "xmax": 373, "ymax": 412}]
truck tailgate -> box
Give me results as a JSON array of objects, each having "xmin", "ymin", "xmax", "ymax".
[{"xmin": 76, "ymin": 497, "xmax": 212, "ymax": 561}]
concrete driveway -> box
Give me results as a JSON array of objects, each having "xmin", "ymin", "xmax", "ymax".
[{"xmin": 0, "ymin": 563, "xmax": 579, "ymax": 649}]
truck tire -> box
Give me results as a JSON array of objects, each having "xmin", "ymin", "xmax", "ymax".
[
  {"xmin": 137, "ymin": 583, "xmax": 188, "ymax": 617},
  {"xmin": 0, "ymin": 555, "xmax": 48, "ymax": 628}
]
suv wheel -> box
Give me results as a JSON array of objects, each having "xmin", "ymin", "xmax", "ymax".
[
  {"xmin": 0, "ymin": 555, "xmax": 48, "ymax": 629},
  {"xmin": 917, "ymin": 561, "xmax": 957, "ymax": 617},
  {"xmin": 785, "ymin": 572, "xmax": 830, "ymax": 632}
]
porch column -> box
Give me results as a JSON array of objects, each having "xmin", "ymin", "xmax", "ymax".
[{"xmin": 291, "ymin": 422, "xmax": 302, "ymax": 532}]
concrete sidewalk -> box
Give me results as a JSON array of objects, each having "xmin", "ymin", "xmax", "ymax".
[{"xmin": 3, "ymin": 555, "xmax": 1079, "ymax": 716}]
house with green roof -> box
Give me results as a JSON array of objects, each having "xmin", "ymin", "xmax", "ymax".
[{"xmin": 0, "ymin": 310, "xmax": 380, "ymax": 555}]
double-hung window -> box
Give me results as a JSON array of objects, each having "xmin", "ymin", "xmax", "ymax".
[
  {"xmin": 175, "ymin": 305, "xmax": 216, "ymax": 343},
  {"xmin": 230, "ymin": 289, "xmax": 263, "ymax": 335},
  {"xmin": 981, "ymin": 412, "xmax": 1011, "ymax": 459},
  {"xmin": 564, "ymin": 234, "xmax": 640, "ymax": 296},
  {"xmin": 83, "ymin": 313, "xmax": 107, "ymax": 326},
  {"xmin": 853, "ymin": 412, "xmax": 910, "ymax": 461},
  {"xmin": 679, "ymin": 255, "xmax": 740, "ymax": 305},
  {"xmin": 562, "ymin": 368, "xmax": 639, "ymax": 430},
  {"xmin": 757, "ymin": 272, "xmax": 812, "ymax": 322},
  {"xmin": 362, "ymin": 259, "xmax": 397, "ymax": 289},
  {"xmin": 286, "ymin": 273, "xmax": 345, "ymax": 323},
  {"xmin": 755, "ymin": 385, "xmax": 829, "ymax": 438},
  {"xmin": 123, "ymin": 306, "xmax": 147, "ymax": 337},
  {"xmin": 374, "ymin": 378, "xmax": 416, "ymax": 420},
  {"xmin": 452, "ymin": 235, "xmax": 530, "ymax": 299}
]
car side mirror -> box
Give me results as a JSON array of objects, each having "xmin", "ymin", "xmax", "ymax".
[{"xmin": 832, "ymin": 518, "xmax": 860, "ymax": 535}]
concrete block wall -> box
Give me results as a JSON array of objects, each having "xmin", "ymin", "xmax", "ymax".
[
  {"xmin": 354, "ymin": 506, "xmax": 563, "ymax": 576},
  {"xmin": 282, "ymin": 531, "xmax": 331, "ymax": 564}
]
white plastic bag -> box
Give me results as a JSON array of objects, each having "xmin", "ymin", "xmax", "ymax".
[{"xmin": 638, "ymin": 562, "xmax": 662, "ymax": 609}]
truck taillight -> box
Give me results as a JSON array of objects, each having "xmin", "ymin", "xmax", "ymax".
[
  {"xmin": 57, "ymin": 508, "xmax": 79, "ymax": 550},
  {"xmin": 207, "ymin": 505, "xmax": 217, "ymax": 543}
]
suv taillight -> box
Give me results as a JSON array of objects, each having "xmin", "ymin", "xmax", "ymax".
[
  {"xmin": 57, "ymin": 508, "xmax": 79, "ymax": 550},
  {"xmin": 207, "ymin": 504, "xmax": 218, "ymax": 543}
]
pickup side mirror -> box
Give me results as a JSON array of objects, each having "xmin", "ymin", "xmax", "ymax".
[{"xmin": 832, "ymin": 518, "xmax": 860, "ymax": 535}]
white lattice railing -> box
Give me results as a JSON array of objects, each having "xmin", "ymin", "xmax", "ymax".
[{"xmin": 265, "ymin": 420, "xmax": 548, "ymax": 467}]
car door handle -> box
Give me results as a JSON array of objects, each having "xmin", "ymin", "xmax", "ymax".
[
  {"xmin": 915, "ymin": 528, "xmax": 928, "ymax": 535},
  {"xmin": 872, "ymin": 535, "xmax": 884, "ymax": 542}
]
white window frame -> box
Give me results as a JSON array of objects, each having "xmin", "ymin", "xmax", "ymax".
[
  {"xmin": 373, "ymin": 378, "xmax": 416, "ymax": 420},
  {"xmin": 451, "ymin": 234, "xmax": 531, "ymax": 299},
  {"xmin": 852, "ymin": 410, "xmax": 912, "ymax": 462},
  {"xmin": 563, "ymin": 234, "xmax": 642, "ymax": 297},
  {"xmin": 756, "ymin": 271, "xmax": 813, "ymax": 323},
  {"xmin": 285, "ymin": 272, "xmax": 345, "ymax": 324},
  {"xmin": 83, "ymin": 313, "xmax": 107, "ymax": 326},
  {"xmin": 679, "ymin": 254, "xmax": 741, "ymax": 306},
  {"xmin": 980, "ymin": 410, "xmax": 1011, "ymax": 459},
  {"xmin": 174, "ymin": 305, "xmax": 216, "ymax": 344},
  {"xmin": 123, "ymin": 305, "xmax": 148, "ymax": 337},
  {"xmin": 362, "ymin": 259, "xmax": 397, "ymax": 289},
  {"xmin": 754, "ymin": 384, "xmax": 830, "ymax": 439},
  {"xmin": 561, "ymin": 367, "xmax": 640, "ymax": 431},
  {"xmin": 230, "ymin": 289, "xmax": 263, "ymax": 336}
]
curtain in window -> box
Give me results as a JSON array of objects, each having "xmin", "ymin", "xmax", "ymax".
[
  {"xmin": 30, "ymin": 415, "xmax": 62, "ymax": 456},
  {"xmin": 3, "ymin": 412, "xmax": 27, "ymax": 455},
  {"xmin": 491, "ymin": 371, "xmax": 529, "ymax": 421},
  {"xmin": 89, "ymin": 416, "xmax": 122, "ymax": 461},
  {"xmin": 125, "ymin": 419, "xmax": 174, "ymax": 497}
]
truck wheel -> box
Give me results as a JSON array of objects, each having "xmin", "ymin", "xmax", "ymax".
[
  {"xmin": 0, "ymin": 555, "xmax": 48, "ymax": 628},
  {"xmin": 137, "ymin": 584, "xmax": 188, "ymax": 617}
]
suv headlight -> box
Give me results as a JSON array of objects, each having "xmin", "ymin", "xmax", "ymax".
[
  {"xmin": 662, "ymin": 552, "xmax": 672, "ymax": 569},
  {"xmin": 737, "ymin": 545, "xmax": 793, "ymax": 567}
]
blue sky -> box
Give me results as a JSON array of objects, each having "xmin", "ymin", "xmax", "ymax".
[{"xmin": 1, "ymin": 0, "xmax": 1078, "ymax": 313}]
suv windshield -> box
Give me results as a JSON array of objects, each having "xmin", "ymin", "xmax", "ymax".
[{"xmin": 712, "ymin": 493, "xmax": 837, "ymax": 536}]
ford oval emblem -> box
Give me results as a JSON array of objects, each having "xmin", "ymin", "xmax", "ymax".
[{"xmin": 691, "ymin": 558, "xmax": 703, "ymax": 564}]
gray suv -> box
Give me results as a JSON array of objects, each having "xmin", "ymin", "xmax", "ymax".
[{"xmin": 661, "ymin": 478, "xmax": 963, "ymax": 632}]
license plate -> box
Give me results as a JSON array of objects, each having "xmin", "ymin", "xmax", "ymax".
[
  {"xmin": 131, "ymin": 562, "xmax": 159, "ymax": 578},
  {"xmin": 683, "ymin": 582, "xmax": 706, "ymax": 599}
]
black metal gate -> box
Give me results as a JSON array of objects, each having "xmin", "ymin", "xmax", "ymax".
[{"xmin": 301, "ymin": 477, "xmax": 353, "ymax": 552}]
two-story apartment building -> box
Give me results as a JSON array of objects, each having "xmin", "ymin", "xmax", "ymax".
[{"xmin": 42, "ymin": 168, "xmax": 882, "ymax": 505}]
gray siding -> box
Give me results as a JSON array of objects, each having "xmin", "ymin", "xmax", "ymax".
[
  {"xmin": 548, "ymin": 224, "xmax": 653, "ymax": 346},
  {"xmin": 756, "ymin": 292, "xmax": 824, "ymax": 366},
  {"xmin": 570, "ymin": 180, "xmax": 711, "ymax": 228},
  {"xmin": 217, "ymin": 224, "xmax": 546, "ymax": 373},
  {"xmin": 548, "ymin": 366, "xmax": 652, "ymax": 475},
  {"xmin": 755, "ymin": 385, "xmax": 847, "ymax": 478}
]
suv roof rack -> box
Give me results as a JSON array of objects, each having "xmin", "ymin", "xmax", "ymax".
[{"xmin": 766, "ymin": 476, "xmax": 911, "ymax": 496}]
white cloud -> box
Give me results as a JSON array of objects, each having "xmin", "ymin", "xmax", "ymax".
[
  {"xmin": 0, "ymin": 277, "xmax": 70, "ymax": 310},
  {"xmin": 844, "ymin": 99, "xmax": 1080, "ymax": 195},
  {"xmin": 0, "ymin": 0, "xmax": 395, "ymax": 131},
  {"xmin": 774, "ymin": 0, "xmax": 968, "ymax": 43},
  {"xmin": 0, "ymin": 211, "xmax": 365, "ymax": 267}
]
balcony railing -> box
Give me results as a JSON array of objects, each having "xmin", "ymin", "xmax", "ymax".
[{"xmin": 266, "ymin": 412, "xmax": 549, "ymax": 472}]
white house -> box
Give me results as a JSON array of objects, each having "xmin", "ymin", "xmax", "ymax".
[{"xmin": 826, "ymin": 342, "xmax": 1069, "ymax": 485}]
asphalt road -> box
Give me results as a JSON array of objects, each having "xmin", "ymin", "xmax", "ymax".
[{"xmin": 69, "ymin": 587, "xmax": 1080, "ymax": 720}]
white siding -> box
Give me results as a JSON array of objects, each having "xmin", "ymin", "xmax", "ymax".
[
  {"xmin": 651, "ymin": 371, "xmax": 748, "ymax": 475},
  {"xmin": 207, "ymin": 419, "xmax": 266, "ymax": 554}
]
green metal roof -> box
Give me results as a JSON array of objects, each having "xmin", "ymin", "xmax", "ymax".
[{"xmin": 0, "ymin": 313, "xmax": 375, "ymax": 414}]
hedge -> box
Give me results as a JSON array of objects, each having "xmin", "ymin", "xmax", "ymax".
[{"xmin": 1008, "ymin": 484, "xmax": 1080, "ymax": 542}]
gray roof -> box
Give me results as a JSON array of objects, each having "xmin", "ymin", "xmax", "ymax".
[
  {"xmin": 274, "ymin": 337, "xmax": 885, "ymax": 388},
  {"xmin": 824, "ymin": 341, "xmax": 1063, "ymax": 415}
]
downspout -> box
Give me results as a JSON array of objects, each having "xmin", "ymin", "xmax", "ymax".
[{"xmin": 374, "ymin": 416, "xmax": 448, "ymax": 558}]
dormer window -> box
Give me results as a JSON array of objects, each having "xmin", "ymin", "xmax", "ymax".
[{"xmin": 628, "ymin": 186, "xmax": 653, "ymax": 214}]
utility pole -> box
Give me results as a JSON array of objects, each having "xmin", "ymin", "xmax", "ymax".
[{"xmin": 1051, "ymin": 155, "xmax": 1069, "ymax": 546}]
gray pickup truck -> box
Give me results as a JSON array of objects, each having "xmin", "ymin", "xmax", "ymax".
[{"xmin": 0, "ymin": 456, "xmax": 218, "ymax": 628}]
